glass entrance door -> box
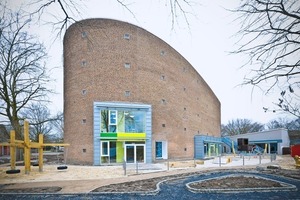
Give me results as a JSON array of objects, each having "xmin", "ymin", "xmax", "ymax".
[
  {"xmin": 136, "ymin": 145, "xmax": 144, "ymax": 163},
  {"xmin": 125, "ymin": 144, "xmax": 145, "ymax": 163},
  {"xmin": 126, "ymin": 145, "xmax": 135, "ymax": 163}
]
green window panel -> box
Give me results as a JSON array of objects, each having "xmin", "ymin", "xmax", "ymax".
[{"xmin": 100, "ymin": 132, "xmax": 117, "ymax": 139}]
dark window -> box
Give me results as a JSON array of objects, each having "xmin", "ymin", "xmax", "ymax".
[
  {"xmin": 124, "ymin": 33, "xmax": 130, "ymax": 40},
  {"xmin": 125, "ymin": 91, "xmax": 130, "ymax": 97},
  {"xmin": 82, "ymin": 31, "xmax": 87, "ymax": 38}
]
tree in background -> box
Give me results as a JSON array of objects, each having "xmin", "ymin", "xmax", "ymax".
[
  {"xmin": 221, "ymin": 118, "xmax": 265, "ymax": 136},
  {"xmin": 267, "ymin": 117, "xmax": 300, "ymax": 130},
  {"xmin": 20, "ymin": 103, "xmax": 62, "ymax": 142},
  {"xmin": 0, "ymin": 124, "xmax": 9, "ymax": 142},
  {"xmin": 0, "ymin": 7, "xmax": 52, "ymax": 139},
  {"xmin": 50, "ymin": 112, "xmax": 64, "ymax": 142},
  {"xmin": 233, "ymin": 0, "xmax": 300, "ymax": 118}
]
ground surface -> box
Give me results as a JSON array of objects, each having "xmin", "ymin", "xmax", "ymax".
[
  {"xmin": 0, "ymin": 155, "xmax": 299, "ymax": 194},
  {"xmin": 91, "ymin": 168, "xmax": 300, "ymax": 193},
  {"xmin": 189, "ymin": 176, "xmax": 282, "ymax": 189}
]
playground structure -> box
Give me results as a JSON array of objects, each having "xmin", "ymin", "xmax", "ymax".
[
  {"xmin": 251, "ymin": 144, "xmax": 268, "ymax": 155},
  {"xmin": 222, "ymin": 137, "xmax": 268, "ymax": 156},
  {"xmin": 0, "ymin": 120, "xmax": 69, "ymax": 174}
]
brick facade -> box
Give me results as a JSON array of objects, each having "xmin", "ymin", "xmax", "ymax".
[{"xmin": 63, "ymin": 18, "xmax": 221, "ymax": 165}]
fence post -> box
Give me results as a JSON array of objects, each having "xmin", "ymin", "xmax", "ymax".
[
  {"xmin": 271, "ymin": 154, "xmax": 274, "ymax": 162},
  {"xmin": 123, "ymin": 159, "xmax": 126, "ymax": 176},
  {"xmin": 243, "ymin": 155, "xmax": 245, "ymax": 166},
  {"xmin": 136, "ymin": 161, "xmax": 138, "ymax": 174},
  {"xmin": 259, "ymin": 154, "xmax": 261, "ymax": 164},
  {"xmin": 167, "ymin": 160, "xmax": 169, "ymax": 171},
  {"xmin": 219, "ymin": 155, "xmax": 221, "ymax": 167}
]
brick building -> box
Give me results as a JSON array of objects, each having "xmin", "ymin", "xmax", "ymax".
[{"xmin": 63, "ymin": 18, "xmax": 221, "ymax": 165}]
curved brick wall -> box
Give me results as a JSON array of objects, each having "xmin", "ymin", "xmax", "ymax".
[{"xmin": 63, "ymin": 18, "xmax": 221, "ymax": 165}]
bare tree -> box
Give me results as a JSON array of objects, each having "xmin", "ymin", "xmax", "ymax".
[
  {"xmin": 0, "ymin": 7, "xmax": 52, "ymax": 139},
  {"xmin": 20, "ymin": 103, "xmax": 54, "ymax": 142},
  {"xmin": 0, "ymin": 124, "xmax": 9, "ymax": 142},
  {"xmin": 221, "ymin": 118, "xmax": 265, "ymax": 136},
  {"xmin": 233, "ymin": 0, "xmax": 300, "ymax": 117},
  {"xmin": 50, "ymin": 111, "xmax": 64, "ymax": 142},
  {"xmin": 266, "ymin": 117, "xmax": 292, "ymax": 129},
  {"xmin": 264, "ymin": 88, "xmax": 300, "ymax": 117},
  {"xmin": 26, "ymin": 0, "xmax": 195, "ymax": 37},
  {"xmin": 267, "ymin": 117, "xmax": 300, "ymax": 130}
]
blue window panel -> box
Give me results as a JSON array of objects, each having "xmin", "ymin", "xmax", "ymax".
[{"xmin": 156, "ymin": 142, "xmax": 162, "ymax": 158}]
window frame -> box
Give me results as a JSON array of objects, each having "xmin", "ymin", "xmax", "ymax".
[
  {"xmin": 109, "ymin": 110, "xmax": 117, "ymax": 125},
  {"xmin": 101, "ymin": 141, "xmax": 109, "ymax": 156}
]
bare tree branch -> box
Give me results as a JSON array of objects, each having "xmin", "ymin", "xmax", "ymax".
[
  {"xmin": 0, "ymin": 7, "xmax": 53, "ymax": 139},
  {"xmin": 232, "ymin": 0, "xmax": 300, "ymax": 117},
  {"xmin": 26, "ymin": 0, "xmax": 196, "ymax": 38}
]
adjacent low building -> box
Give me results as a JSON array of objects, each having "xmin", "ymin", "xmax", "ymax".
[{"xmin": 226, "ymin": 129, "xmax": 290, "ymax": 155}]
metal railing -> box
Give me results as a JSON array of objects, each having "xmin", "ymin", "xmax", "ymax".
[{"xmin": 121, "ymin": 154, "xmax": 278, "ymax": 175}]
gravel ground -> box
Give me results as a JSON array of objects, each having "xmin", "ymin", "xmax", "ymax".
[{"xmin": 0, "ymin": 155, "xmax": 299, "ymax": 199}]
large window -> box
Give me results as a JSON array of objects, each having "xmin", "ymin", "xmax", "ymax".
[
  {"xmin": 101, "ymin": 109, "xmax": 146, "ymax": 133},
  {"xmin": 124, "ymin": 111, "xmax": 145, "ymax": 132},
  {"xmin": 204, "ymin": 142, "xmax": 221, "ymax": 157},
  {"xmin": 101, "ymin": 141, "xmax": 117, "ymax": 163}
]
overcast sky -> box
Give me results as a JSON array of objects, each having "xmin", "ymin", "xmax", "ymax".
[{"xmin": 7, "ymin": 0, "xmax": 294, "ymax": 125}]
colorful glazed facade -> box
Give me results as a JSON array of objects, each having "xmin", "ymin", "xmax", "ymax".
[{"xmin": 63, "ymin": 18, "xmax": 221, "ymax": 165}]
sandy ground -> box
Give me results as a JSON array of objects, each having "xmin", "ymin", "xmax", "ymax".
[
  {"xmin": 0, "ymin": 165, "xmax": 125, "ymax": 184},
  {"xmin": 0, "ymin": 155, "xmax": 296, "ymax": 185}
]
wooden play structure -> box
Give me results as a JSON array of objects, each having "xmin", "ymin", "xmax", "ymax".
[{"xmin": 0, "ymin": 120, "xmax": 69, "ymax": 174}]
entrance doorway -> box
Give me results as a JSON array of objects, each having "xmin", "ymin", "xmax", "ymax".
[{"xmin": 124, "ymin": 144, "xmax": 145, "ymax": 163}]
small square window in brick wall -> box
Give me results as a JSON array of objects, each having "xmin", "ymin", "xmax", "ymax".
[
  {"xmin": 82, "ymin": 31, "xmax": 87, "ymax": 38},
  {"xmin": 82, "ymin": 119, "xmax": 86, "ymax": 124},
  {"xmin": 81, "ymin": 60, "xmax": 87, "ymax": 67},
  {"xmin": 83, "ymin": 149, "xmax": 86, "ymax": 153},
  {"xmin": 161, "ymin": 75, "xmax": 165, "ymax": 80},
  {"xmin": 124, "ymin": 33, "xmax": 130, "ymax": 40},
  {"xmin": 82, "ymin": 90, "xmax": 87, "ymax": 95},
  {"xmin": 125, "ymin": 91, "xmax": 130, "ymax": 97},
  {"xmin": 161, "ymin": 99, "xmax": 166, "ymax": 104},
  {"xmin": 160, "ymin": 50, "xmax": 165, "ymax": 56},
  {"xmin": 124, "ymin": 63, "xmax": 131, "ymax": 68},
  {"xmin": 162, "ymin": 124, "xmax": 166, "ymax": 127}
]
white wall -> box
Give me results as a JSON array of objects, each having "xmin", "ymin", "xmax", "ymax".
[{"xmin": 228, "ymin": 129, "xmax": 290, "ymax": 155}]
